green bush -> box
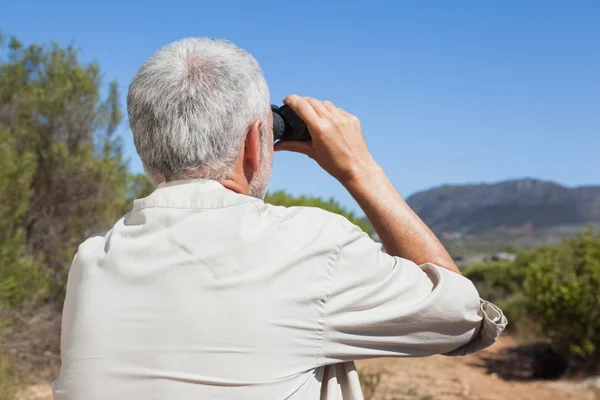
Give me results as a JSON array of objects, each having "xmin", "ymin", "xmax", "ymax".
[
  {"xmin": 0, "ymin": 236, "xmax": 49, "ymax": 309},
  {"xmin": 462, "ymin": 251, "xmax": 548, "ymax": 330},
  {"xmin": 462, "ymin": 258, "xmax": 525, "ymax": 327},
  {"xmin": 462, "ymin": 260, "xmax": 523, "ymax": 303},
  {"xmin": 463, "ymin": 229, "xmax": 600, "ymax": 374},
  {"xmin": 524, "ymin": 228, "xmax": 600, "ymax": 373}
]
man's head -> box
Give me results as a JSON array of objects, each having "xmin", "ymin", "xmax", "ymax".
[{"xmin": 127, "ymin": 38, "xmax": 272, "ymax": 198}]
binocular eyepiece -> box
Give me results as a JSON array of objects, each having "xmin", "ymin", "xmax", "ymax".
[{"xmin": 271, "ymin": 105, "xmax": 311, "ymax": 143}]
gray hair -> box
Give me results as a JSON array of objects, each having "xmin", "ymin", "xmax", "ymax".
[{"xmin": 127, "ymin": 38, "xmax": 270, "ymax": 182}]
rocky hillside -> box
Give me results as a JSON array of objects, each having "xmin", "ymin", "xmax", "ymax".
[{"xmin": 406, "ymin": 179, "xmax": 600, "ymax": 235}]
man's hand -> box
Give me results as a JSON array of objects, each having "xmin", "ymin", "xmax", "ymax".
[
  {"xmin": 275, "ymin": 94, "xmax": 461, "ymax": 274},
  {"xmin": 274, "ymin": 95, "xmax": 379, "ymax": 186}
]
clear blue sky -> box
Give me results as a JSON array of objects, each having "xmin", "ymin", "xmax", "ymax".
[{"xmin": 3, "ymin": 1, "xmax": 599, "ymax": 211}]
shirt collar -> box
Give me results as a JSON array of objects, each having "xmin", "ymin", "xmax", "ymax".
[
  {"xmin": 156, "ymin": 178, "xmax": 223, "ymax": 189},
  {"xmin": 132, "ymin": 179, "xmax": 261, "ymax": 211}
]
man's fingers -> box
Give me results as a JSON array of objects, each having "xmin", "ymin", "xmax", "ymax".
[
  {"xmin": 338, "ymin": 107, "xmax": 351, "ymax": 117},
  {"xmin": 304, "ymin": 97, "xmax": 329, "ymax": 118},
  {"xmin": 283, "ymin": 95, "xmax": 319, "ymax": 125},
  {"xmin": 322, "ymin": 100, "xmax": 338, "ymax": 113},
  {"xmin": 274, "ymin": 140, "xmax": 314, "ymax": 158}
]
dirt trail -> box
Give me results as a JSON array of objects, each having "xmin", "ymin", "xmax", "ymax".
[
  {"xmin": 356, "ymin": 336, "xmax": 599, "ymax": 400},
  {"xmin": 17, "ymin": 336, "xmax": 600, "ymax": 400}
]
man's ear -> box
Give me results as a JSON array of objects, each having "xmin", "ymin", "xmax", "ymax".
[{"xmin": 244, "ymin": 119, "xmax": 262, "ymax": 174}]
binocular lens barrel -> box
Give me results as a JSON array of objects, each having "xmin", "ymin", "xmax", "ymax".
[{"xmin": 271, "ymin": 105, "xmax": 311, "ymax": 143}]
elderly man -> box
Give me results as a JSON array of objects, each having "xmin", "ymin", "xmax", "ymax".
[{"xmin": 53, "ymin": 38, "xmax": 506, "ymax": 399}]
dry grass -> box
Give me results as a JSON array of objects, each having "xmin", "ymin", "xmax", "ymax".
[
  {"xmin": 0, "ymin": 352, "xmax": 19, "ymax": 400},
  {"xmin": 356, "ymin": 335, "xmax": 599, "ymax": 400},
  {"xmin": 0, "ymin": 306, "xmax": 61, "ymax": 385},
  {"xmin": 360, "ymin": 370, "xmax": 384, "ymax": 400}
]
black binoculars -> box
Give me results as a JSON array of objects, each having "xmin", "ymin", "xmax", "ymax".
[{"xmin": 271, "ymin": 105, "xmax": 311, "ymax": 142}]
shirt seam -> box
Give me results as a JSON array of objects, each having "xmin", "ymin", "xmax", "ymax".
[{"xmin": 315, "ymin": 219, "xmax": 348, "ymax": 367}]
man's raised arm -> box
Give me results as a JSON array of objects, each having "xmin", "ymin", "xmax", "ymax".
[
  {"xmin": 276, "ymin": 94, "xmax": 458, "ymax": 273},
  {"xmin": 276, "ymin": 95, "xmax": 506, "ymax": 361}
]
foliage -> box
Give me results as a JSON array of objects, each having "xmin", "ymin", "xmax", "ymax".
[
  {"xmin": 462, "ymin": 260, "xmax": 523, "ymax": 303},
  {"xmin": 0, "ymin": 125, "xmax": 48, "ymax": 308},
  {"xmin": 524, "ymin": 228, "xmax": 600, "ymax": 373},
  {"xmin": 463, "ymin": 258, "xmax": 529, "ymax": 330},
  {"xmin": 0, "ymin": 34, "xmax": 131, "ymax": 304},
  {"xmin": 0, "ymin": 231, "xmax": 48, "ymax": 309},
  {"xmin": 265, "ymin": 190, "xmax": 373, "ymax": 235},
  {"xmin": 122, "ymin": 173, "xmax": 155, "ymax": 214},
  {"xmin": 465, "ymin": 227, "xmax": 600, "ymax": 374}
]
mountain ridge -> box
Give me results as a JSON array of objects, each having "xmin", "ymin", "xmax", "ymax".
[{"xmin": 405, "ymin": 178, "xmax": 600, "ymax": 235}]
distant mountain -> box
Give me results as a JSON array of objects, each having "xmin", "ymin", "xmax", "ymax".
[{"xmin": 406, "ymin": 179, "xmax": 600, "ymax": 235}]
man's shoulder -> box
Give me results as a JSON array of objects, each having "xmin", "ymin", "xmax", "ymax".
[
  {"xmin": 76, "ymin": 230, "xmax": 110, "ymax": 256},
  {"xmin": 76, "ymin": 214, "xmax": 128, "ymax": 257},
  {"xmin": 256, "ymin": 202, "xmax": 360, "ymax": 232}
]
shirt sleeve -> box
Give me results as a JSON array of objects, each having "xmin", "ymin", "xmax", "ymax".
[{"xmin": 319, "ymin": 220, "xmax": 507, "ymax": 365}]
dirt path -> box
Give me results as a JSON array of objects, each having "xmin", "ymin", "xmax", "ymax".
[
  {"xmin": 17, "ymin": 336, "xmax": 600, "ymax": 400},
  {"xmin": 356, "ymin": 336, "xmax": 600, "ymax": 400}
]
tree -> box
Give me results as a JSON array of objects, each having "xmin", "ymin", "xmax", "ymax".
[
  {"xmin": 0, "ymin": 125, "xmax": 47, "ymax": 308},
  {"xmin": 122, "ymin": 173, "xmax": 155, "ymax": 213},
  {"xmin": 0, "ymin": 35, "xmax": 129, "ymax": 302}
]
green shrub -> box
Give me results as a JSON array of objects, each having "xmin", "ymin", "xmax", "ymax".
[
  {"xmin": 463, "ymin": 253, "xmax": 546, "ymax": 334},
  {"xmin": 524, "ymin": 228, "xmax": 600, "ymax": 373},
  {"xmin": 0, "ymin": 238, "xmax": 49, "ymax": 309},
  {"xmin": 462, "ymin": 260, "xmax": 524, "ymax": 303},
  {"xmin": 495, "ymin": 292, "xmax": 534, "ymax": 338}
]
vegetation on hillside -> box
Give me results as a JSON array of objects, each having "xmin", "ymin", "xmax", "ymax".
[
  {"xmin": 464, "ymin": 227, "xmax": 600, "ymax": 375},
  {"xmin": 525, "ymin": 228, "xmax": 600, "ymax": 374}
]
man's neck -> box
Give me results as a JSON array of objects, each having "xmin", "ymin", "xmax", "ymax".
[{"xmin": 219, "ymin": 177, "xmax": 249, "ymax": 196}]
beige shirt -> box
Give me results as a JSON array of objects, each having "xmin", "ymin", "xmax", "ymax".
[{"xmin": 53, "ymin": 179, "xmax": 507, "ymax": 400}]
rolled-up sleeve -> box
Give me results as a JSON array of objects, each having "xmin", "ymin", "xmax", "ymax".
[{"xmin": 319, "ymin": 221, "xmax": 507, "ymax": 365}]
